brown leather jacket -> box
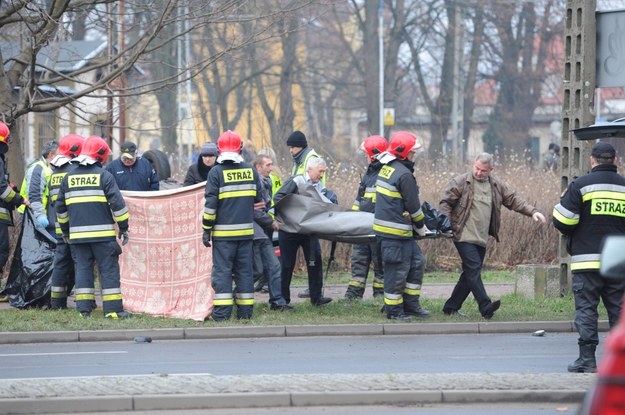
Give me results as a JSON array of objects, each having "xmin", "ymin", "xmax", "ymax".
[{"xmin": 439, "ymin": 172, "xmax": 538, "ymax": 242}]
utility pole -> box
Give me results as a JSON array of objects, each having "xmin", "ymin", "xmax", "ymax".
[
  {"xmin": 559, "ymin": 0, "xmax": 597, "ymax": 293},
  {"xmin": 450, "ymin": 1, "xmax": 464, "ymax": 167}
]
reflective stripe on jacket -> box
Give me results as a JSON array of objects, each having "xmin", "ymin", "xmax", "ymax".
[
  {"xmin": 373, "ymin": 159, "xmax": 424, "ymax": 239},
  {"xmin": 55, "ymin": 163, "xmax": 129, "ymax": 243},
  {"xmin": 553, "ymin": 164, "xmax": 625, "ymax": 272},
  {"xmin": 203, "ymin": 161, "xmax": 262, "ymax": 240}
]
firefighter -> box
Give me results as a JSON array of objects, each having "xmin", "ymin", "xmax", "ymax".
[
  {"xmin": 18, "ymin": 140, "xmax": 58, "ymax": 237},
  {"xmin": 374, "ymin": 131, "xmax": 430, "ymax": 321},
  {"xmin": 48, "ymin": 134, "xmax": 85, "ymax": 310},
  {"xmin": 55, "ymin": 136, "xmax": 131, "ymax": 319},
  {"xmin": 345, "ymin": 135, "xmax": 388, "ymax": 300},
  {"xmin": 553, "ymin": 141, "xmax": 625, "ymax": 373},
  {"xmin": 202, "ymin": 130, "xmax": 263, "ymax": 321},
  {"xmin": 0, "ymin": 122, "xmax": 29, "ymax": 301}
]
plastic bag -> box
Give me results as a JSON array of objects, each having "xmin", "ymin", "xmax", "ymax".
[
  {"xmin": 419, "ymin": 201, "xmax": 454, "ymax": 237},
  {"xmin": 1, "ymin": 208, "xmax": 56, "ymax": 308}
]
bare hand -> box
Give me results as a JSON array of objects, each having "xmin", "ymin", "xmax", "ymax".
[
  {"xmin": 254, "ymin": 201, "xmax": 266, "ymax": 210},
  {"xmin": 532, "ymin": 212, "xmax": 547, "ymax": 224},
  {"xmin": 271, "ymin": 220, "xmax": 280, "ymax": 231},
  {"xmin": 23, "ymin": 199, "xmax": 30, "ymax": 207}
]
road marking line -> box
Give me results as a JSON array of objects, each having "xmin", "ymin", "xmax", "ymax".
[{"xmin": 0, "ymin": 351, "xmax": 128, "ymax": 357}]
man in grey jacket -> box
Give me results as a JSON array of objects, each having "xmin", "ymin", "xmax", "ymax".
[{"xmin": 439, "ymin": 152, "xmax": 546, "ymax": 319}]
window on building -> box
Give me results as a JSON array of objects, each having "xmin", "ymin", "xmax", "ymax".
[{"xmin": 36, "ymin": 112, "xmax": 57, "ymax": 157}]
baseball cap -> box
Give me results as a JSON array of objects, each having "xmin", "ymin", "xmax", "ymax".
[
  {"xmin": 591, "ymin": 141, "xmax": 616, "ymax": 159},
  {"xmin": 120, "ymin": 141, "xmax": 137, "ymax": 159},
  {"xmin": 200, "ymin": 142, "xmax": 218, "ymax": 157}
]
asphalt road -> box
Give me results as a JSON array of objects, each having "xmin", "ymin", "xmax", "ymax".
[{"xmin": 1, "ymin": 332, "xmax": 584, "ymax": 379}]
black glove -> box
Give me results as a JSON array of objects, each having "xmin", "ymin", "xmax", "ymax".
[
  {"xmin": 118, "ymin": 230, "xmax": 129, "ymax": 246},
  {"xmin": 202, "ymin": 230, "xmax": 212, "ymax": 247}
]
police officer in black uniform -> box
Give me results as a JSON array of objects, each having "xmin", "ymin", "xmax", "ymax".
[
  {"xmin": 202, "ymin": 130, "xmax": 263, "ymax": 321},
  {"xmin": 553, "ymin": 141, "xmax": 625, "ymax": 373},
  {"xmin": 56, "ymin": 136, "xmax": 131, "ymax": 319}
]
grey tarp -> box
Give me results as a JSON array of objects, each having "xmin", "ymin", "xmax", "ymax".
[
  {"xmin": 274, "ymin": 183, "xmax": 375, "ymax": 244},
  {"xmin": 274, "ymin": 183, "xmax": 454, "ymax": 244}
]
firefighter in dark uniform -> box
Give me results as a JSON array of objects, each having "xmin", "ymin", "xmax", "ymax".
[
  {"xmin": 345, "ymin": 135, "xmax": 388, "ymax": 300},
  {"xmin": 553, "ymin": 141, "xmax": 625, "ymax": 373},
  {"xmin": 0, "ymin": 122, "xmax": 29, "ymax": 301},
  {"xmin": 202, "ymin": 130, "xmax": 263, "ymax": 321},
  {"xmin": 48, "ymin": 134, "xmax": 85, "ymax": 309},
  {"xmin": 374, "ymin": 131, "xmax": 430, "ymax": 321},
  {"xmin": 56, "ymin": 136, "xmax": 131, "ymax": 319}
]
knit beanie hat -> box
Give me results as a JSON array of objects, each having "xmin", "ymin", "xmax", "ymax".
[
  {"xmin": 200, "ymin": 142, "xmax": 218, "ymax": 157},
  {"xmin": 286, "ymin": 131, "xmax": 307, "ymax": 148}
]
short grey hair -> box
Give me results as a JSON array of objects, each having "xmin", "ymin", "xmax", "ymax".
[
  {"xmin": 42, "ymin": 140, "xmax": 59, "ymax": 158},
  {"xmin": 306, "ymin": 156, "xmax": 326, "ymax": 170},
  {"xmin": 475, "ymin": 152, "xmax": 493, "ymax": 166}
]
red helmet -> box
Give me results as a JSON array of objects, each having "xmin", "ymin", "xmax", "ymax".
[
  {"xmin": 360, "ymin": 135, "xmax": 388, "ymax": 160},
  {"xmin": 389, "ymin": 131, "xmax": 421, "ymax": 160},
  {"xmin": 58, "ymin": 134, "xmax": 85, "ymax": 158},
  {"xmin": 82, "ymin": 135, "xmax": 110, "ymax": 162},
  {"xmin": 217, "ymin": 130, "xmax": 242, "ymax": 154},
  {"xmin": 0, "ymin": 122, "xmax": 10, "ymax": 154}
]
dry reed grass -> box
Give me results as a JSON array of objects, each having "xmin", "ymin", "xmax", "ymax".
[{"xmin": 317, "ymin": 157, "xmax": 561, "ymax": 273}]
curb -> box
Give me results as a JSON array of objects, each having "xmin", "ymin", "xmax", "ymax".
[
  {"xmin": 0, "ymin": 320, "xmax": 611, "ymax": 344},
  {"xmin": 0, "ymin": 389, "xmax": 587, "ymax": 414}
]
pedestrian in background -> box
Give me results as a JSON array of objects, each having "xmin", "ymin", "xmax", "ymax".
[
  {"xmin": 345, "ymin": 135, "xmax": 388, "ymax": 300},
  {"xmin": 439, "ymin": 152, "xmax": 546, "ymax": 319},
  {"xmin": 48, "ymin": 134, "xmax": 85, "ymax": 310},
  {"xmin": 56, "ymin": 136, "xmax": 131, "ymax": 319},
  {"xmin": 553, "ymin": 141, "xmax": 625, "ymax": 373},
  {"xmin": 202, "ymin": 130, "xmax": 263, "ymax": 321},
  {"xmin": 373, "ymin": 131, "xmax": 430, "ymax": 321},
  {"xmin": 183, "ymin": 142, "xmax": 218, "ymax": 186},
  {"xmin": 18, "ymin": 140, "xmax": 58, "ymax": 237},
  {"xmin": 105, "ymin": 140, "xmax": 159, "ymax": 191}
]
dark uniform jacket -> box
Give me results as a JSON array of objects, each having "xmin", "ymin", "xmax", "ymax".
[
  {"xmin": 105, "ymin": 157, "xmax": 159, "ymax": 191},
  {"xmin": 0, "ymin": 155, "xmax": 24, "ymax": 225},
  {"xmin": 373, "ymin": 158, "xmax": 425, "ymax": 239},
  {"xmin": 56, "ymin": 163, "xmax": 129, "ymax": 244},
  {"xmin": 203, "ymin": 161, "xmax": 262, "ymax": 240},
  {"xmin": 553, "ymin": 163, "xmax": 625, "ymax": 272},
  {"xmin": 351, "ymin": 161, "xmax": 382, "ymax": 213},
  {"xmin": 48, "ymin": 159, "xmax": 78, "ymax": 239},
  {"xmin": 439, "ymin": 171, "xmax": 537, "ymax": 242}
]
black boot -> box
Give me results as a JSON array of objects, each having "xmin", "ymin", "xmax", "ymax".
[
  {"xmin": 404, "ymin": 297, "xmax": 431, "ymax": 318},
  {"xmin": 567, "ymin": 344, "xmax": 597, "ymax": 373},
  {"xmin": 385, "ymin": 304, "xmax": 412, "ymax": 322}
]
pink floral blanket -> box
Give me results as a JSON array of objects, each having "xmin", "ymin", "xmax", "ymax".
[{"xmin": 119, "ymin": 183, "xmax": 213, "ymax": 321}]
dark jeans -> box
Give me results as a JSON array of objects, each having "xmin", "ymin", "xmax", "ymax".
[
  {"xmin": 278, "ymin": 230, "xmax": 323, "ymax": 304},
  {"xmin": 572, "ymin": 271, "xmax": 625, "ymax": 346},
  {"xmin": 443, "ymin": 241, "xmax": 491, "ymax": 315},
  {"xmin": 253, "ymin": 238, "xmax": 287, "ymax": 306}
]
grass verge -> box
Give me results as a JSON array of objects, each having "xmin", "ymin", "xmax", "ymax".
[{"xmin": 0, "ymin": 293, "xmax": 585, "ymax": 332}]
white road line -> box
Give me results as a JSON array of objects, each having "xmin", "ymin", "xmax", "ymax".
[{"xmin": 0, "ymin": 351, "xmax": 128, "ymax": 357}]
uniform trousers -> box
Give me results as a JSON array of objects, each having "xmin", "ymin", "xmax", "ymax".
[
  {"xmin": 378, "ymin": 237, "xmax": 424, "ymax": 316},
  {"xmin": 72, "ymin": 241, "xmax": 123, "ymax": 314},
  {"xmin": 572, "ymin": 271, "xmax": 625, "ymax": 346},
  {"xmin": 345, "ymin": 241, "xmax": 384, "ymax": 298},
  {"xmin": 49, "ymin": 239, "xmax": 76, "ymax": 309},
  {"xmin": 212, "ymin": 239, "xmax": 254, "ymax": 320}
]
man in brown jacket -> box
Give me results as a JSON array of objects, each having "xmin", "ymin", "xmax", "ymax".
[{"xmin": 439, "ymin": 152, "xmax": 546, "ymax": 319}]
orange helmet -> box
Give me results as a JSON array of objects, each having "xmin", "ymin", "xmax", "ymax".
[
  {"xmin": 81, "ymin": 135, "xmax": 110, "ymax": 162},
  {"xmin": 0, "ymin": 122, "xmax": 10, "ymax": 154},
  {"xmin": 58, "ymin": 134, "xmax": 85, "ymax": 158},
  {"xmin": 217, "ymin": 130, "xmax": 242, "ymax": 154},
  {"xmin": 388, "ymin": 131, "xmax": 421, "ymax": 160},
  {"xmin": 360, "ymin": 135, "xmax": 388, "ymax": 160}
]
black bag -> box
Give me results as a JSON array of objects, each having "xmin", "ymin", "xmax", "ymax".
[
  {"xmin": 1, "ymin": 209, "xmax": 56, "ymax": 308},
  {"xmin": 421, "ymin": 201, "xmax": 453, "ymax": 234}
]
